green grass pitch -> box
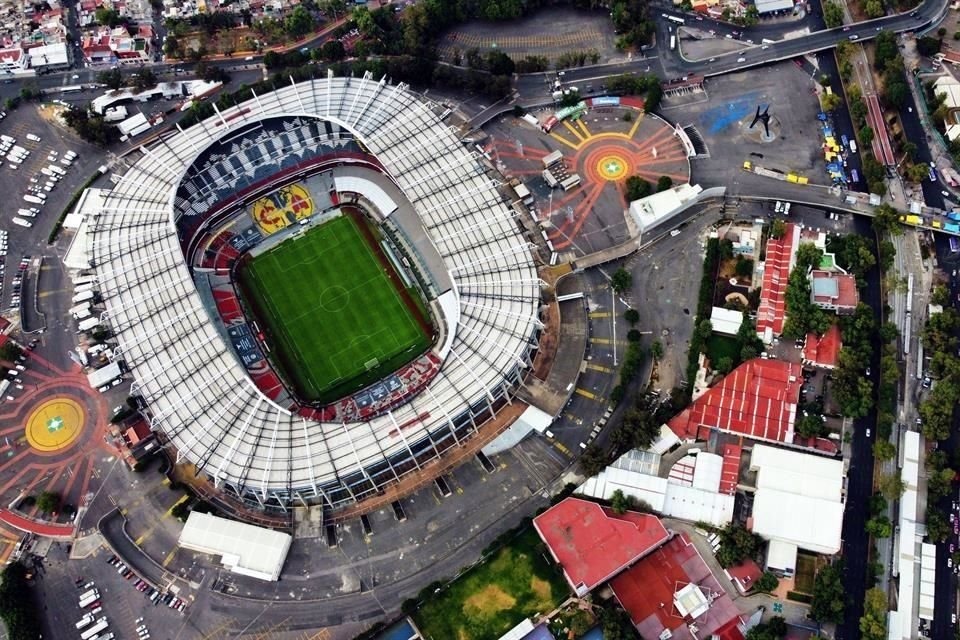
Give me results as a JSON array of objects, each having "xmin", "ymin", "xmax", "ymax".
[{"xmin": 237, "ymin": 214, "xmax": 430, "ymax": 403}]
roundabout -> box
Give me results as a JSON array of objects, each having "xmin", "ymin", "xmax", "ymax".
[{"xmin": 24, "ymin": 396, "xmax": 86, "ymax": 453}]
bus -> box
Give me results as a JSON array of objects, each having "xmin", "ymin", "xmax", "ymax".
[
  {"xmin": 950, "ymin": 237, "xmax": 960, "ymax": 253},
  {"xmin": 60, "ymin": 85, "xmax": 83, "ymax": 93},
  {"xmin": 662, "ymin": 14, "xmax": 685, "ymax": 24},
  {"xmin": 670, "ymin": 35, "xmax": 676, "ymax": 50},
  {"xmin": 851, "ymin": 168, "xmax": 859, "ymax": 183},
  {"xmin": 81, "ymin": 619, "xmax": 109, "ymax": 640}
]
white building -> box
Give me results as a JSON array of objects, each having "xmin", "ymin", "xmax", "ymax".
[
  {"xmin": 579, "ymin": 448, "xmax": 735, "ymax": 527},
  {"xmin": 177, "ymin": 511, "xmax": 292, "ymax": 581},
  {"xmin": 710, "ymin": 306, "xmax": 744, "ymax": 336},
  {"xmin": 628, "ymin": 183, "xmax": 703, "ymax": 234},
  {"xmin": 888, "ymin": 431, "xmax": 930, "ymax": 640},
  {"xmin": 0, "ymin": 47, "xmax": 30, "ymax": 75},
  {"xmin": 749, "ymin": 444, "xmax": 844, "ymax": 573},
  {"xmin": 27, "ymin": 42, "xmax": 69, "ymax": 71}
]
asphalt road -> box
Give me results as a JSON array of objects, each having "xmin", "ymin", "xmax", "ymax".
[
  {"xmin": 836, "ymin": 213, "xmax": 882, "ymax": 640},
  {"xmin": 897, "ymin": 84, "xmax": 946, "ymax": 210},
  {"xmin": 929, "ymin": 234, "xmax": 960, "ymax": 640}
]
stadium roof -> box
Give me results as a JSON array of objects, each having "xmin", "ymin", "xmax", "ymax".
[
  {"xmin": 178, "ymin": 511, "xmax": 291, "ymax": 581},
  {"xmin": 533, "ymin": 498, "xmax": 670, "ymax": 596},
  {"xmin": 87, "ymin": 73, "xmax": 542, "ymax": 509},
  {"xmin": 667, "ymin": 359, "xmax": 802, "ymax": 445},
  {"xmin": 749, "ymin": 444, "xmax": 844, "ymax": 556},
  {"xmin": 610, "ymin": 533, "xmax": 744, "ymax": 640}
]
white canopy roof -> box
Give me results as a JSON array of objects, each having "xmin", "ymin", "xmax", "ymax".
[{"xmin": 178, "ymin": 511, "xmax": 291, "ymax": 581}]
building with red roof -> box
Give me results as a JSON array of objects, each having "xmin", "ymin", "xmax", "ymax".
[
  {"xmin": 809, "ymin": 270, "xmax": 859, "ymax": 314},
  {"xmin": 611, "ymin": 532, "xmax": 746, "ymax": 640},
  {"xmin": 724, "ymin": 558, "xmax": 763, "ymax": 594},
  {"xmin": 719, "ymin": 444, "xmax": 742, "ymax": 495},
  {"xmin": 0, "ymin": 47, "xmax": 28, "ymax": 74},
  {"xmin": 533, "ymin": 497, "xmax": 670, "ymax": 596},
  {"xmin": 667, "ymin": 358, "xmax": 802, "ymax": 445},
  {"xmin": 756, "ymin": 223, "xmax": 799, "ymax": 341},
  {"xmin": 802, "ymin": 324, "xmax": 842, "ymax": 369}
]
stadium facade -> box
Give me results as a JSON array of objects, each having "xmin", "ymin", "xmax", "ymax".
[{"xmin": 88, "ymin": 72, "xmax": 544, "ymax": 512}]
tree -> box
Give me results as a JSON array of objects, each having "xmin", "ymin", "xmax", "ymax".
[
  {"xmin": 625, "ymin": 175, "xmax": 652, "ymax": 201},
  {"xmin": 810, "ymin": 563, "xmax": 847, "ymax": 623},
  {"xmin": 754, "ymin": 571, "xmax": 779, "ymax": 593},
  {"xmin": 860, "ymin": 125, "xmax": 875, "ymax": 146},
  {"xmin": 610, "ymin": 489, "xmax": 634, "ymax": 514},
  {"xmin": 36, "ymin": 491, "xmax": 59, "ymax": 514},
  {"xmin": 873, "ymin": 439, "xmax": 896, "ymax": 461},
  {"xmin": 0, "ymin": 341, "xmax": 23, "ymax": 362},
  {"xmin": 624, "ymin": 308, "xmax": 640, "ymax": 325},
  {"xmin": 917, "ymin": 35, "xmax": 943, "ymax": 57},
  {"xmin": 97, "ymin": 68, "xmax": 123, "ymax": 90},
  {"xmin": 735, "ymin": 257, "xmax": 754, "ymax": 278},
  {"xmin": 656, "ymin": 176, "xmax": 673, "ymax": 192},
  {"xmin": 821, "ymin": 91, "xmax": 843, "ymax": 112},
  {"xmin": 716, "ymin": 524, "xmax": 760, "ymax": 567},
  {"xmin": 902, "ymin": 141, "xmax": 918, "ymax": 161},
  {"xmin": 320, "ymin": 39, "xmax": 345, "ymax": 61},
  {"xmin": 906, "ymin": 162, "xmax": 931, "ymax": 184},
  {"xmin": 0, "ymin": 563, "xmax": 41, "ymax": 640},
  {"xmin": 95, "ymin": 6, "xmax": 122, "ymax": 26},
  {"xmin": 651, "ymin": 340, "xmax": 663, "ymax": 361},
  {"xmin": 796, "ymin": 412, "xmax": 826, "ymax": 438},
  {"xmin": 284, "ymin": 5, "xmax": 315, "ymax": 38},
  {"xmin": 874, "ymin": 30, "xmax": 898, "ymax": 70},
  {"xmin": 927, "ymin": 508, "xmax": 950, "ymax": 542},
  {"xmin": 860, "ymin": 587, "xmax": 888, "ymax": 640},
  {"xmin": 878, "ymin": 471, "xmax": 906, "ymax": 500},
  {"xmin": 610, "ymin": 268, "xmax": 632, "ymax": 294},
  {"xmin": 771, "ymin": 219, "xmax": 787, "ymax": 239},
  {"xmin": 579, "ymin": 444, "xmax": 608, "ymax": 477},
  {"xmin": 872, "ymin": 203, "xmax": 901, "ymax": 236},
  {"xmin": 823, "ymin": 1, "xmax": 844, "ymax": 27},
  {"xmin": 865, "ymin": 514, "xmax": 893, "ymax": 538},
  {"xmin": 129, "ymin": 69, "xmax": 157, "ymax": 93}
]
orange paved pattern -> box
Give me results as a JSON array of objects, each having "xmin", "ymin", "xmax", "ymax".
[
  {"xmin": 489, "ymin": 113, "xmax": 689, "ymax": 250},
  {"xmin": 0, "ymin": 350, "xmax": 112, "ymax": 522}
]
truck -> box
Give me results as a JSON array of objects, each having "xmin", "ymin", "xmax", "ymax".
[
  {"xmin": 72, "ymin": 290, "xmax": 95, "ymax": 304},
  {"xmin": 48, "ymin": 164, "xmax": 65, "ymax": 176},
  {"xmin": 77, "ymin": 317, "xmax": 100, "ymax": 333},
  {"xmin": 12, "ymin": 217, "xmax": 32, "ymax": 228},
  {"xmin": 78, "ymin": 588, "xmax": 99, "ymax": 602},
  {"xmin": 849, "ymin": 140, "xmax": 857, "ymax": 153},
  {"xmin": 80, "ymin": 619, "xmax": 109, "ymax": 640},
  {"xmin": 945, "ymin": 222, "xmax": 960, "ymax": 234},
  {"xmin": 76, "ymin": 614, "xmax": 94, "ymax": 630},
  {"xmin": 947, "ymin": 212, "xmax": 960, "ymax": 222},
  {"xmin": 23, "ymin": 194, "xmax": 44, "ymax": 204},
  {"xmin": 17, "ymin": 209, "xmax": 36, "ymax": 218}
]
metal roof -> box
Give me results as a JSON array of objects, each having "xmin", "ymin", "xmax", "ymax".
[
  {"xmin": 178, "ymin": 511, "xmax": 291, "ymax": 581},
  {"xmin": 88, "ymin": 73, "xmax": 541, "ymax": 510}
]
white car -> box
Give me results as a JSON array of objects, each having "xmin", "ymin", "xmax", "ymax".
[{"xmin": 942, "ymin": 190, "xmax": 951, "ymax": 198}]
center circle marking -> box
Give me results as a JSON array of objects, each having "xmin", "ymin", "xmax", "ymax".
[
  {"xmin": 320, "ymin": 285, "xmax": 350, "ymax": 312},
  {"xmin": 596, "ymin": 155, "xmax": 628, "ymax": 181},
  {"xmin": 25, "ymin": 397, "xmax": 85, "ymax": 453}
]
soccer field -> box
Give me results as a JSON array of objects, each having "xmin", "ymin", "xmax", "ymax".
[{"xmin": 237, "ymin": 214, "xmax": 431, "ymax": 403}]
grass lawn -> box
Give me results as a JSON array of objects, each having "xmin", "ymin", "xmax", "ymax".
[
  {"xmin": 794, "ymin": 552, "xmax": 817, "ymax": 594},
  {"xmin": 237, "ymin": 214, "xmax": 430, "ymax": 403},
  {"xmin": 706, "ymin": 334, "xmax": 741, "ymax": 368},
  {"xmin": 414, "ymin": 528, "xmax": 570, "ymax": 640}
]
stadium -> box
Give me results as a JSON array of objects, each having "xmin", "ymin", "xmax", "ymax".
[{"xmin": 88, "ymin": 72, "xmax": 544, "ymax": 513}]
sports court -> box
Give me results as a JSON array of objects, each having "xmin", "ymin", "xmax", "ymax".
[{"xmin": 237, "ymin": 214, "xmax": 431, "ymax": 403}]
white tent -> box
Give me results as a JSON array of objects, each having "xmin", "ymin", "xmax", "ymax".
[{"xmin": 178, "ymin": 512, "xmax": 292, "ymax": 581}]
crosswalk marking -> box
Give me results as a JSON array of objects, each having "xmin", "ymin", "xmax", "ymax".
[{"xmin": 585, "ymin": 363, "xmax": 613, "ymax": 373}]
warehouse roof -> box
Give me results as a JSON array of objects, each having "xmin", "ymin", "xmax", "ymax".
[{"xmin": 533, "ymin": 498, "xmax": 669, "ymax": 596}]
